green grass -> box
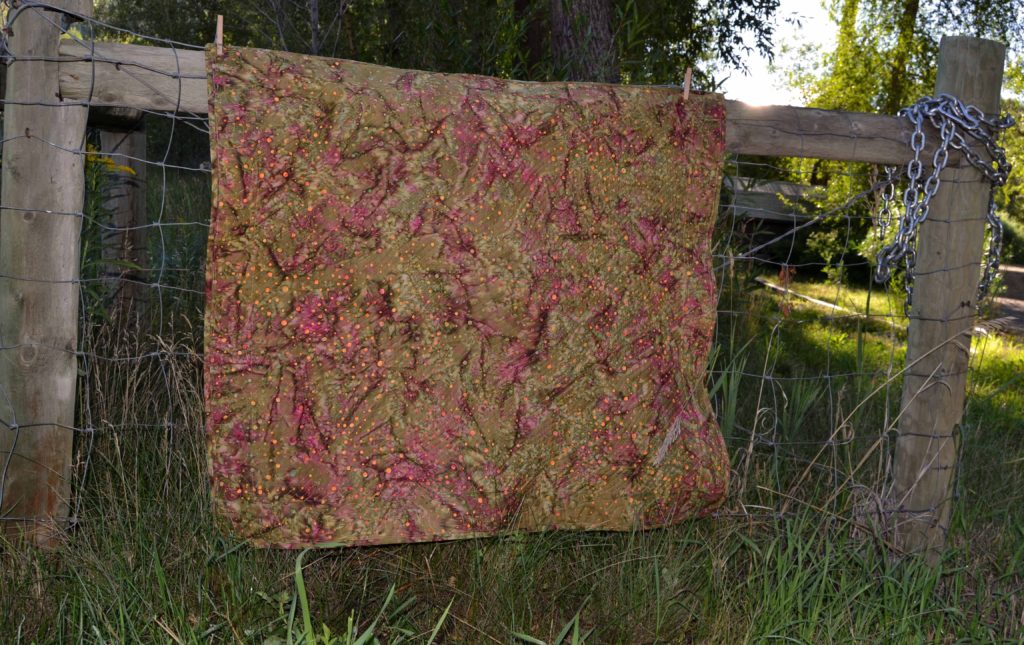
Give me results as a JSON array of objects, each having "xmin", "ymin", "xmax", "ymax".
[
  {"xmin": 781, "ymin": 277, "xmax": 907, "ymax": 325},
  {"xmin": 1, "ymin": 174, "xmax": 1023, "ymax": 642}
]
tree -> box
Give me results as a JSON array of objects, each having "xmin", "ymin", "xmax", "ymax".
[
  {"xmin": 508, "ymin": 0, "xmax": 785, "ymax": 85},
  {"xmin": 994, "ymin": 62, "xmax": 1024, "ymax": 263},
  {"xmin": 550, "ymin": 0, "xmax": 618, "ymax": 82},
  {"xmin": 98, "ymin": 0, "xmax": 783, "ymax": 85},
  {"xmin": 615, "ymin": 0, "xmax": 783, "ymax": 86},
  {"xmin": 783, "ymin": 0, "xmax": 1023, "ymax": 279}
]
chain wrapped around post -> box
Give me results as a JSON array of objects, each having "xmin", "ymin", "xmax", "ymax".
[{"xmin": 874, "ymin": 94, "xmax": 1014, "ymax": 312}]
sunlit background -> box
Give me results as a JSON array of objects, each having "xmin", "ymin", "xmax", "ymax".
[{"xmin": 721, "ymin": 0, "xmax": 837, "ymax": 106}]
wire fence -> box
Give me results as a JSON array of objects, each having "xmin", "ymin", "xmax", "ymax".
[{"xmin": 0, "ymin": 2, "xmax": 1009, "ymax": 547}]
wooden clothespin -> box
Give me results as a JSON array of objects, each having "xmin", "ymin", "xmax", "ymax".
[
  {"xmin": 683, "ymin": 67, "xmax": 692, "ymax": 101},
  {"xmin": 215, "ymin": 15, "xmax": 224, "ymax": 56}
]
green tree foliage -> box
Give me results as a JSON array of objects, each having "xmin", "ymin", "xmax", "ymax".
[
  {"xmin": 795, "ymin": 0, "xmax": 1023, "ymax": 114},
  {"xmin": 96, "ymin": 0, "xmax": 784, "ymax": 164},
  {"xmin": 996, "ymin": 62, "xmax": 1024, "ymax": 262},
  {"xmin": 785, "ymin": 0, "xmax": 1023, "ymax": 280},
  {"xmin": 96, "ymin": 0, "xmax": 783, "ymax": 83},
  {"xmin": 550, "ymin": 0, "xmax": 787, "ymax": 86}
]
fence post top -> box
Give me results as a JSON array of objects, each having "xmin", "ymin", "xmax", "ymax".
[
  {"xmin": 938, "ymin": 33, "xmax": 1008, "ymax": 49},
  {"xmin": 936, "ymin": 34, "xmax": 1005, "ymax": 115}
]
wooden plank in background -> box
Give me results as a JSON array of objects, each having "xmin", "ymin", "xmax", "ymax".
[{"xmin": 99, "ymin": 126, "xmax": 149, "ymax": 317}]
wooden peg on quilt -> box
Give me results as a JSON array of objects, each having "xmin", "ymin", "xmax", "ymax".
[
  {"xmin": 215, "ymin": 15, "xmax": 224, "ymax": 56},
  {"xmin": 683, "ymin": 67, "xmax": 692, "ymax": 101}
]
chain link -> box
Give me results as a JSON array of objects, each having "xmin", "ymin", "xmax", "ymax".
[
  {"xmin": 873, "ymin": 94, "xmax": 1014, "ymax": 312},
  {"xmin": 876, "ymin": 165, "xmax": 897, "ymax": 242}
]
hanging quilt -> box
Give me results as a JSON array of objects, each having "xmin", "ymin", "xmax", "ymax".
[{"xmin": 204, "ymin": 46, "xmax": 729, "ymax": 548}]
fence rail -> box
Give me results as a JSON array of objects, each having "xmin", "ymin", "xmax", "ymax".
[{"xmin": 53, "ymin": 39, "xmax": 940, "ymax": 165}]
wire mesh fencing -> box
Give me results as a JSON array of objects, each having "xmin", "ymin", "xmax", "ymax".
[
  {"xmin": 0, "ymin": 3, "xmax": 1009, "ymax": 549},
  {"xmin": 710, "ymin": 160, "xmax": 903, "ymax": 529}
]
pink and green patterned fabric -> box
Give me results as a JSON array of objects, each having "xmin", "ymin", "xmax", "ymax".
[{"xmin": 204, "ymin": 46, "xmax": 729, "ymax": 548}]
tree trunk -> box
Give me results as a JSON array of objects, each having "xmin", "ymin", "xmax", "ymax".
[
  {"xmin": 309, "ymin": 0, "xmax": 321, "ymax": 55},
  {"xmin": 883, "ymin": 0, "xmax": 921, "ymax": 114},
  {"xmin": 550, "ymin": 0, "xmax": 618, "ymax": 83}
]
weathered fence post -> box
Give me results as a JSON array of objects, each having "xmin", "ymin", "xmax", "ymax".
[
  {"xmin": 0, "ymin": 0, "xmax": 93, "ymax": 545},
  {"xmin": 891, "ymin": 36, "xmax": 1006, "ymax": 562},
  {"xmin": 98, "ymin": 112, "xmax": 148, "ymax": 318}
]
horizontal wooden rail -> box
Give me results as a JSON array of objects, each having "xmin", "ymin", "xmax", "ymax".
[
  {"xmin": 52, "ymin": 40, "xmax": 923, "ymax": 164},
  {"xmin": 725, "ymin": 101, "xmax": 918, "ymax": 164}
]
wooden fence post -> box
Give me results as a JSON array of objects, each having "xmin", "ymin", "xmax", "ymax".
[
  {"xmin": 98, "ymin": 114, "xmax": 148, "ymax": 318},
  {"xmin": 0, "ymin": 0, "xmax": 93, "ymax": 545},
  {"xmin": 891, "ymin": 36, "xmax": 1006, "ymax": 562}
]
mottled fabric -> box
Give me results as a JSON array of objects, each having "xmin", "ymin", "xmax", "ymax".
[{"xmin": 204, "ymin": 46, "xmax": 728, "ymax": 548}]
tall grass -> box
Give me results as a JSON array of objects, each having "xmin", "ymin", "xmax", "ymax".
[{"xmin": 1, "ymin": 170, "xmax": 1022, "ymax": 642}]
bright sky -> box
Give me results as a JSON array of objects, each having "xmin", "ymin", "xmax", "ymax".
[{"xmin": 719, "ymin": 0, "xmax": 837, "ymax": 107}]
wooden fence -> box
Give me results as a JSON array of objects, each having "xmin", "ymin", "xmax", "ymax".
[{"xmin": 0, "ymin": 0, "xmax": 1008, "ymax": 562}]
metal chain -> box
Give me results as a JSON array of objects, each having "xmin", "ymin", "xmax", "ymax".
[
  {"xmin": 874, "ymin": 94, "xmax": 1014, "ymax": 312},
  {"xmin": 876, "ymin": 165, "xmax": 898, "ymax": 242}
]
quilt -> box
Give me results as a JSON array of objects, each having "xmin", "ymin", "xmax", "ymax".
[{"xmin": 205, "ymin": 46, "xmax": 728, "ymax": 547}]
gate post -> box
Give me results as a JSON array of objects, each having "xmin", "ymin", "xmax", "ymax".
[
  {"xmin": 891, "ymin": 36, "xmax": 1006, "ymax": 562},
  {"xmin": 0, "ymin": 0, "xmax": 93, "ymax": 545}
]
